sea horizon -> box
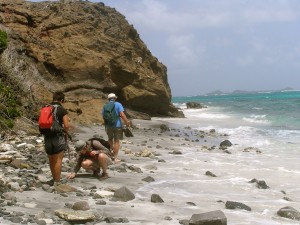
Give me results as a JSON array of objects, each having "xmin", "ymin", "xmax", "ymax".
[{"xmin": 172, "ymin": 87, "xmax": 300, "ymax": 98}]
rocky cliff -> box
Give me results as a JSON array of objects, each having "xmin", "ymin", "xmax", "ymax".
[{"xmin": 0, "ymin": 0, "xmax": 183, "ymax": 125}]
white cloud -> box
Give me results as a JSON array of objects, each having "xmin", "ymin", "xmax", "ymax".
[{"xmin": 167, "ymin": 34, "xmax": 202, "ymax": 66}]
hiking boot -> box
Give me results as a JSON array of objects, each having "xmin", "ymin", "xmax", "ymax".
[
  {"xmin": 99, "ymin": 172, "xmax": 109, "ymax": 180},
  {"xmin": 92, "ymin": 168, "xmax": 101, "ymax": 177},
  {"xmin": 45, "ymin": 179, "xmax": 54, "ymax": 186}
]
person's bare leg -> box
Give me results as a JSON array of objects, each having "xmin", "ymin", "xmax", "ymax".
[
  {"xmin": 113, "ymin": 139, "xmax": 120, "ymax": 162},
  {"xmin": 48, "ymin": 151, "xmax": 64, "ymax": 182},
  {"xmin": 81, "ymin": 159, "xmax": 100, "ymax": 177},
  {"xmin": 108, "ymin": 139, "xmax": 114, "ymax": 154},
  {"xmin": 98, "ymin": 153, "xmax": 108, "ymax": 174},
  {"xmin": 81, "ymin": 159, "xmax": 94, "ymax": 171},
  {"xmin": 98, "ymin": 153, "xmax": 109, "ymax": 179}
]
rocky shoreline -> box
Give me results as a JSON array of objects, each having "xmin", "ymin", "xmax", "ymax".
[{"xmin": 0, "ymin": 119, "xmax": 299, "ymax": 225}]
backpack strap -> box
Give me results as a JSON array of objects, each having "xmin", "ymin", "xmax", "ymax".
[
  {"xmin": 90, "ymin": 139, "xmax": 96, "ymax": 150},
  {"xmin": 51, "ymin": 104, "xmax": 64, "ymax": 134},
  {"xmin": 52, "ymin": 105, "xmax": 59, "ymax": 122}
]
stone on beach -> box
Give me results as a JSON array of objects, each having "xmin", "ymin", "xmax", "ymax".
[
  {"xmin": 113, "ymin": 186, "xmax": 135, "ymax": 202},
  {"xmin": 277, "ymin": 206, "xmax": 300, "ymax": 221},
  {"xmin": 72, "ymin": 201, "xmax": 90, "ymax": 211},
  {"xmin": 225, "ymin": 201, "xmax": 252, "ymax": 211},
  {"xmin": 142, "ymin": 176, "xmax": 155, "ymax": 183},
  {"xmin": 205, "ymin": 170, "xmax": 217, "ymax": 177},
  {"xmin": 93, "ymin": 190, "xmax": 115, "ymax": 199},
  {"xmin": 151, "ymin": 194, "xmax": 164, "ymax": 203},
  {"xmin": 219, "ymin": 140, "xmax": 232, "ymax": 148},
  {"xmin": 55, "ymin": 208, "xmax": 95, "ymax": 221},
  {"xmin": 189, "ymin": 210, "xmax": 227, "ymax": 225}
]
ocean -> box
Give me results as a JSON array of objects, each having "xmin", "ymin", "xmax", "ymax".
[{"xmin": 143, "ymin": 90, "xmax": 300, "ymax": 224}]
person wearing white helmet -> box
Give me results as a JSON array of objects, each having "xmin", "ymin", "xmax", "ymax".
[{"xmin": 102, "ymin": 93, "xmax": 130, "ymax": 162}]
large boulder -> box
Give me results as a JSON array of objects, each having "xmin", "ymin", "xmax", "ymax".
[
  {"xmin": 113, "ymin": 186, "xmax": 135, "ymax": 202},
  {"xmin": 277, "ymin": 206, "xmax": 300, "ymax": 221},
  {"xmin": 0, "ymin": 0, "xmax": 183, "ymax": 125}
]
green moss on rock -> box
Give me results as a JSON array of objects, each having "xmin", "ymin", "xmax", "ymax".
[{"xmin": 0, "ymin": 30, "xmax": 8, "ymax": 53}]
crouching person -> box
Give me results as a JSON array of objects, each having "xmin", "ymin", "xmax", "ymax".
[{"xmin": 67, "ymin": 139, "xmax": 112, "ymax": 180}]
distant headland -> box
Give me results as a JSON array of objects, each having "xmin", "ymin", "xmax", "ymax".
[{"xmin": 206, "ymin": 87, "xmax": 295, "ymax": 96}]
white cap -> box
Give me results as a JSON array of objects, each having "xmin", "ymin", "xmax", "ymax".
[
  {"xmin": 75, "ymin": 140, "xmax": 86, "ymax": 151},
  {"xmin": 107, "ymin": 93, "xmax": 117, "ymax": 100}
]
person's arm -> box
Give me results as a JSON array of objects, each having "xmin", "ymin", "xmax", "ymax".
[
  {"xmin": 120, "ymin": 111, "xmax": 130, "ymax": 127},
  {"xmin": 63, "ymin": 114, "xmax": 70, "ymax": 133},
  {"xmin": 88, "ymin": 141, "xmax": 104, "ymax": 157},
  {"xmin": 67, "ymin": 154, "xmax": 83, "ymax": 179}
]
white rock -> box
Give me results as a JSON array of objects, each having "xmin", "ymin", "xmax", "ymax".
[
  {"xmin": 24, "ymin": 203, "xmax": 37, "ymax": 208},
  {"xmin": 8, "ymin": 182, "xmax": 20, "ymax": 191},
  {"xmin": 0, "ymin": 143, "xmax": 14, "ymax": 152},
  {"xmin": 55, "ymin": 208, "xmax": 95, "ymax": 221},
  {"xmin": 26, "ymin": 144, "xmax": 35, "ymax": 149},
  {"xmin": 94, "ymin": 190, "xmax": 114, "ymax": 198},
  {"xmin": 36, "ymin": 139, "xmax": 43, "ymax": 144},
  {"xmin": 41, "ymin": 219, "xmax": 53, "ymax": 224},
  {"xmin": 16, "ymin": 143, "xmax": 26, "ymax": 148}
]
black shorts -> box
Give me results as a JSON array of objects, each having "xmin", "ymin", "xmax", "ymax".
[{"xmin": 44, "ymin": 134, "xmax": 67, "ymax": 155}]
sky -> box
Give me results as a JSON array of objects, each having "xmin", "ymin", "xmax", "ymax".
[{"xmin": 29, "ymin": 0, "xmax": 300, "ymax": 96}]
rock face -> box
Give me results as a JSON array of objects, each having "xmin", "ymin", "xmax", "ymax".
[{"xmin": 0, "ymin": 0, "xmax": 183, "ymax": 124}]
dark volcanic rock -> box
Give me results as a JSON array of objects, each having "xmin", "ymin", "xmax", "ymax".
[
  {"xmin": 113, "ymin": 186, "xmax": 135, "ymax": 202},
  {"xmin": 189, "ymin": 210, "xmax": 227, "ymax": 225},
  {"xmin": 225, "ymin": 201, "xmax": 251, "ymax": 211},
  {"xmin": 277, "ymin": 206, "xmax": 300, "ymax": 221},
  {"xmin": 220, "ymin": 140, "xmax": 232, "ymax": 148},
  {"xmin": 186, "ymin": 102, "xmax": 207, "ymax": 109},
  {"xmin": 205, "ymin": 170, "xmax": 217, "ymax": 177},
  {"xmin": 151, "ymin": 194, "xmax": 164, "ymax": 203}
]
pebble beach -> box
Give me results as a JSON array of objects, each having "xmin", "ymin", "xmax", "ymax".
[{"xmin": 0, "ymin": 118, "xmax": 299, "ymax": 225}]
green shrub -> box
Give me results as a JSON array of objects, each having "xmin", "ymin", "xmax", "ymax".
[
  {"xmin": 0, "ymin": 81, "xmax": 20, "ymax": 128},
  {"xmin": 0, "ymin": 30, "xmax": 8, "ymax": 53}
]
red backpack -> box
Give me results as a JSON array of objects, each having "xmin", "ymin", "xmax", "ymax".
[{"xmin": 38, "ymin": 105, "xmax": 63, "ymax": 135}]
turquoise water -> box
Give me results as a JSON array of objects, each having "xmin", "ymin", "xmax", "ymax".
[
  {"xmin": 144, "ymin": 90, "xmax": 300, "ymax": 224},
  {"xmin": 169, "ymin": 90, "xmax": 300, "ymax": 156},
  {"xmin": 148, "ymin": 90, "xmax": 300, "ymax": 225},
  {"xmin": 173, "ymin": 90, "xmax": 300, "ymax": 130}
]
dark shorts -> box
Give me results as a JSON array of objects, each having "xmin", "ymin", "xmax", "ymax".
[
  {"xmin": 106, "ymin": 127, "xmax": 123, "ymax": 141},
  {"xmin": 44, "ymin": 134, "xmax": 67, "ymax": 155}
]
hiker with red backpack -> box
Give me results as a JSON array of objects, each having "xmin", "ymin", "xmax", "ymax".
[{"xmin": 38, "ymin": 91, "xmax": 71, "ymax": 186}]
